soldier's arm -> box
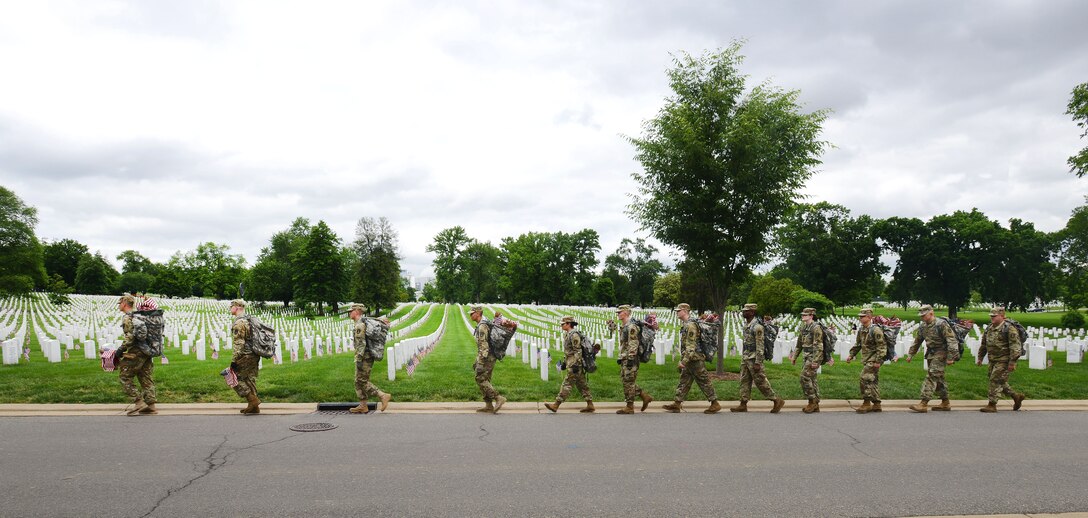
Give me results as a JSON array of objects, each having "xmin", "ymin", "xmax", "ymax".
[
  {"xmin": 942, "ymin": 322, "xmax": 960, "ymax": 361},
  {"xmin": 753, "ymin": 324, "xmax": 764, "ymax": 361},
  {"xmin": 977, "ymin": 333, "xmax": 988, "ymax": 361},
  {"xmin": 849, "ymin": 332, "xmax": 862, "ymax": 359},
  {"xmin": 811, "ymin": 325, "xmax": 824, "ymax": 364},
  {"xmin": 1008, "ymin": 324, "xmax": 1022, "ymax": 362},
  {"xmin": 232, "ymin": 320, "xmax": 248, "ymax": 351},
  {"xmin": 475, "ymin": 324, "xmax": 489, "ymax": 360},
  {"xmin": 120, "ymin": 316, "xmax": 135, "ymax": 353},
  {"xmin": 792, "ymin": 329, "xmax": 803, "ymax": 359},
  {"xmin": 681, "ymin": 323, "xmax": 696, "ymax": 363},
  {"xmin": 570, "ymin": 332, "xmax": 582, "ymax": 366},
  {"xmin": 908, "ymin": 329, "xmax": 923, "ymax": 357},
  {"xmin": 353, "ymin": 321, "xmax": 367, "ymax": 351},
  {"xmin": 627, "ymin": 325, "xmax": 639, "ymax": 359}
]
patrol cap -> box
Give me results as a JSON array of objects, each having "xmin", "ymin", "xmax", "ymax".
[
  {"xmin": 559, "ymin": 316, "xmax": 578, "ymax": 326},
  {"xmin": 674, "ymin": 303, "xmax": 691, "ymax": 312},
  {"xmin": 918, "ymin": 304, "xmax": 934, "ymax": 316},
  {"xmin": 230, "ymin": 299, "xmax": 246, "ymax": 308},
  {"xmin": 801, "ymin": 307, "xmax": 817, "ymax": 316},
  {"xmin": 469, "ymin": 305, "xmax": 484, "ymax": 315},
  {"xmin": 857, "ymin": 308, "xmax": 874, "ymax": 317},
  {"xmin": 616, "ymin": 305, "xmax": 632, "ymax": 314},
  {"xmin": 741, "ymin": 303, "xmax": 758, "ymax": 312},
  {"xmin": 349, "ymin": 303, "xmax": 367, "ymax": 313},
  {"xmin": 989, "ymin": 307, "xmax": 1006, "ymax": 317},
  {"xmin": 118, "ymin": 294, "xmax": 136, "ymax": 307}
]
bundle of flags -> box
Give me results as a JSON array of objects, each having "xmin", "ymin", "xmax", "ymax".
[
  {"xmin": 406, "ymin": 355, "xmax": 418, "ymax": 376},
  {"xmin": 136, "ymin": 297, "xmax": 158, "ymax": 311},
  {"xmin": 873, "ymin": 315, "xmax": 902, "ymax": 328},
  {"xmin": 100, "ymin": 348, "xmax": 118, "ymax": 372},
  {"xmin": 643, "ymin": 313, "xmax": 660, "ymax": 331},
  {"xmin": 161, "ymin": 355, "xmax": 169, "ymax": 364},
  {"xmin": 220, "ymin": 366, "xmax": 239, "ymax": 387}
]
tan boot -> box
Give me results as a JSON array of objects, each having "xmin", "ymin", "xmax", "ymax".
[
  {"xmin": 349, "ymin": 401, "xmax": 369, "ymax": 414},
  {"xmin": 980, "ymin": 402, "xmax": 997, "ymax": 413},
  {"xmin": 127, "ymin": 398, "xmax": 146, "ymax": 416},
  {"xmin": 492, "ymin": 395, "xmax": 507, "ymax": 413},
  {"xmin": 544, "ymin": 401, "xmax": 560, "ymax": 413},
  {"xmin": 139, "ymin": 403, "xmax": 158, "ymax": 415},
  {"xmin": 802, "ymin": 399, "xmax": 817, "ymax": 414},
  {"xmin": 639, "ymin": 391, "xmax": 653, "ymax": 412},
  {"xmin": 616, "ymin": 402, "xmax": 635, "ymax": 414},
  {"xmin": 730, "ymin": 401, "xmax": 748, "ymax": 413},
  {"xmin": 379, "ymin": 392, "xmax": 392, "ymax": 412},
  {"xmin": 662, "ymin": 401, "xmax": 682, "ymax": 413},
  {"xmin": 580, "ymin": 402, "xmax": 595, "ymax": 413},
  {"xmin": 909, "ymin": 400, "xmax": 929, "ymax": 413},
  {"xmin": 476, "ymin": 401, "xmax": 494, "ymax": 413},
  {"xmin": 770, "ymin": 397, "xmax": 785, "ymax": 414},
  {"xmin": 241, "ymin": 393, "xmax": 261, "ymax": 414},
  {"xmin": 1012, "ymin": 393, "xmax": 1026, "ymax": 411},
  {"xmin": 871, "ymin": 402, "xmax": 882, "ymax": 413},
  {"xmin": 856, "ymin": 400, "xmax": 873, "ymax": 414},
  {"xmin": 704, "ymin": 400, "xmax": 722, "ymax": 414},
  {"xmin": 933, "ymin": 399, "xmax": 951, "ymax": 411}
]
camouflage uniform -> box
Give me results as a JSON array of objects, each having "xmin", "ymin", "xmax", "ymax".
[
  {"xmin": 675, "ymin": 319, "xmax": 716, "ymax": 402},
  {"xmin": 618, "ymin": 319, "xmax": 643, "ymax": 403},
  {"xmin": 474, "ymin": 320, "xmax": 500, "ymax": 402},
  {"xmin": 230, "ymin": 315, "xmax": 259, "ymax": 398},
  {"xmin": 555, "ymin": 330, "xmax": 592, "ymax": 403},
  {"xmin": 739, "ymin": 318, "xmax": 777, "ymax": 402},
  {"xmin": 793, "ymin": 321, "xmax": 824, "ymax": 401},
  {"xmin": 909, "ymin": 319, "xmax": 959, "ymax": 401},
  {"xmin": 118, "ymin": 311, "xmax": 156, "ymax": 404},
  {"xmin": 979, "ymin": 320, "xmax": 1023, "ymax": 405},
  {"xmin": 850, "ymin": 324, "xmax": 887, "ymax": 403},
  {"xmin": 353, "ymin": 318, "xmax": 388, "ymax": 401}
]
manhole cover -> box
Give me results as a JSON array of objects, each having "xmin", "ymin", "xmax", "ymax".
[{"xmin": 290, "ymin": 422, "xmax": 338, "ymax": 432}]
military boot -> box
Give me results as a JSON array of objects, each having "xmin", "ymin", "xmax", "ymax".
[
  {"xmin": 932, "ymin": 399, "xmax": 951, "ymax": 411},
  {"xmin": 770, "ymin": 397, "xmax": 785, "ymax": 414},
  {"xmin": 492, "ymin": 395, "xmax": 507, "ymax": 413},
  {"xmin": 379, "ymin": 392, "xmax": 392, "ymax": 412},
  {"xmin": 979, "ymin": 402, "xmax": 998, "ymax": 413},
  {"xmin": 127, "ymin": 398, "xmax": 146, "ymax": 416},
  {"xmin": 856, "ymin": 399, "xmax": 873, "ymax": 414},
  {"xmin": 802, "ymin": 399, "xmax": 817, "ymax": 414},
  {"xmin": 662, "ymin": 401, "xmax": 682, "ymax": 413},
  {"xmin": 349, "ymin": 400, "xmax": 370, "ymax": 414},
  {"xmin": 544, "ymin": 400, "xmax": 561, "ymax": 413},
  {"xmin": 139, "ymin": 403, "xmax": 158, "ymax": 415},
  {"xmin": 580, "ymin": 401, "xmax": 595, "ymax": 413},
  {"xmin": 242, "ymin": 393, "xmax": 261, "ymax": 415},
  {"xmin": 476, "ymin": 401, "xmax": 494, "ymax": 413},
  {"xmin": 616, "ymin": 402, "xmax": 635, "ymax": 414},
  {"xmin": 730, "ymin": 401, "xmax": 748, "ymax": 413},
  {"xmin": 639, "ymin": 391, "xmax": 654, "ymax": 412},
  {"xmin": 1012, "ymin": 393, "xmax": 1026, "ymax": 411},
  {"xmin": 909, "ymin": 399, "xmax": 929, "ymax": 413},
  {"xmin": 871, "ymin": 402, "xmax": 882, "ymax": 413},
  {"xmin": 704, "ymin": 400, "xmax": 722, "ymax": 414}
]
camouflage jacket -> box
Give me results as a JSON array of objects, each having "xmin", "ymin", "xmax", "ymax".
[
  {"xmin": 119, "ymin": 312, "xmax": 135, "ymax": 354},
  {"xmin": 909, "ymin": 319, "xmax": 958, "ymax": 360},
  {"xmin": 352, "ymin": 318, "xmax": 370, "ymax": 360},
  {"xmin": 850, "ymin": 325, "xmax": 887, "ymax": 364},
  {"xmin": 619, "ymin": 320, "xmax": 639, "ymax": 361},
  {"xmin": 742, "ymin": 319, "xmax": 764, "ymax": 363},
  {"xmin": 474, "ymin": 321, "xmax": 490, "ymax": 362},
  {"xmin": 680, "ymin": 320, "xmax": 704, "ymax": 364},
  {"xmin": 232, "ymin": 315, "xmax": 252, "ymax": 354},
  {"xmin": 979, "ymin": 320, "xmax": 1022, "ymax": 362},
  {"xmin": 793, "ymin": 321, "xmax": 824, "ymax": 364},
  {"xmin": 563, "ymin": 330, "xmax": 583, "ymax": 368}
]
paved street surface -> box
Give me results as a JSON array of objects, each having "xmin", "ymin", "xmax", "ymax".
[{"xmin": 2, "ymin": 410, "xmax": 1086, "ymax": 517}]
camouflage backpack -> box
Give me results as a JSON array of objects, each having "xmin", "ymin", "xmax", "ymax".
[
  {"xmin": 362, "ymin": 317, "xmax": 390, "ymax": 361},
  {"xmin": 483, "ymin": 319, "xmax": 517, "ymax": 361},
  {"xmin": 817, "ymin": 322, "xmax": 837, "ymax": 364},
  {"xmin": 936, "ymin": 317, "xmax": 971, "ymax": 361},
  {"xmin": 693, "ymin": 319, "xmax": 720, "ymax": 361},
  {"xmin": 873, "ymin": 324, "xmax": 901, "ymax": 362},
  {"xmin": 244, "ymin": 315, "xmax": 277, "ymax": 359},
  {"xmin": 131, "ymin": 310, "xmax": 165, "ymax": 357},
  {"xmin": 761, "ymin": 320, "xmax": 779, "ymax": 360},
  {"xmin": 1002, "ymin": 319, "xmax": 1029, "ymax": 358},
  {"xmin": 631, "ymin": 319, "xmax": 657, "ymax": 363},
  {"xmin": 573, "ymin": 330, "xmax": 600, "ymax": 374}
]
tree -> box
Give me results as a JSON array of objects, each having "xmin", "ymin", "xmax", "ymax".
[
  {"xmin": 775, "ymin": 202, "xmax": 887, "ymax": 308},
  {"xmin": 748, "ymin": 275, "xmax": 801, "ymax": 317},
  {"xmin": 626, "ymin": 44, "xmax": 829, "ymax": 373},
  {"xmin": 293, "ymin": 221, "xmax": 345, "ymax": 312},
  {"xmin": 427, "ymin": 226, "xmax": 473, "ymax": 303},
  {"xmin": 43, "ymin": 238, "xmax": 89, "ymax": 286},
  {"xmin": 177, "ymin": 243, "xmax": 247, "ymax": 299},
  {"xmin": 421, "ymin": 281, "xmax": 440, "ymax": 302},
  {"xmin": 116, "ymin": 250, "xmax": 154, "ymax": 275},
  {"xmin": 1067, "ymin": 82, "xmax": 1088, "ymax": 178},
  {"xmin": 790, "ymin": 288, "xmax": 834, "ymax": 316},
  {"xmin": 117, "ymin": 271, "xmax": 154, "ymax": 294},
  {"xmin": 75, "ymin": 252, "xmax": 118, "ymax": 295},
  {"xmin": 977, "ymin": 218, "xmax": 1055, "ymax": 311},
  {"xmin": 0, "ymin": 186, "xmax": 47, "ymax": 295},
  {"xmin": 151, "ymin": 261, "xmax": 188, "ymax": 298},
  {"xmin": 350, "ymin": 217, "xmax": 402, "ymax": 313},
  {"xmin": 46, "ymin": 273, "xmax": 73, "ymax": 305},
  {"xmin": 652, "ymin": 271, "xmax": 682, "ymax": 308},
  {"xmin": 591, "ymin": 276, "xmax": 616, "ymax": 306},
  {"xmin": 248, "ymin": 217, "xmax": 311, "ymax": 306},
  {"xmin": 603, "ymin": 238, "xmax": 665, "ymax": 307},
  {"xmin": 1055, "ymin": 198, "xmax": 1088, "ymax": 310},
  {"xmin": 462, "ymin": 241, "xmax": 502, "ymax": 302}
]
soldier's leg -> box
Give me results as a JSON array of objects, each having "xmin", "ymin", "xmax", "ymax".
[
  {"xmin": 232, "ymin": 355, "xmax": 260, "ymax": 398},
  {"xmin": 117, "ymin": 354, "xmax": 140, "ymax": 401},
  {"xmin": 751, "ymin": 363, "xmax": 778, "ymax": 400},
  {"xmin": 931, "ymin": 357, "xmax": 948, "ymax": 401},
  {"xmin": 674, "ymin": 364, "xmax": 695, "ymax": 402},
  {"xmin": 863, "ymin": 362, "xmax": 881, "ymax": 403},
  {"xmin": 135, "ymin": 354, "xmax": 156, "ymax": 404},
  {"xmin": 361, "ymin": 358, "xmax": 382, "ymax": 398},
  {"xmin": 556, "ymin": 371, "xmax": 574, "ymax": 403},
  {"xmin": 621, "ymin": 361, "xmax": 640, "ymax": 403},
  {"xmin": 475, "ymin": 359, "xmax": 498, "ymax": 401},
  {"xmin": 859, "ymin": 363, "xmax": 875, "ymax": 401},
  {"xmin": 800, "ymin": 363, "xmax": 817, "ymax": 401},
  {"xmin": 692, "ymin": 362, "xmax": 717, "ymax": 401},
  {"xmin": 920, "ymin": 359, "xmax": 938, "ymax": 401},
  {"xmin": 739, "ymin": 361, "xmax": 753, "ymax": 402},
  {"xmin": 572, "ymin": 371, "xmax": 592, "ymax": 402},
  {"xmin": 988, "ymin": 362, "xmax": 1011, "ymax": 403}
]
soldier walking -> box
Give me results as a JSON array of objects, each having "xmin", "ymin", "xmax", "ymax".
[
  {"xmin": 116, "ymin": 294, "xmax": 156, "ymax": 416},
  {"xmin": 907, "ymin": 305, "xmax": 959, "ymax": 412},
  {"xmin": 470, "ymin": 305, "xmax": 506, "ymax": 413},
  {"xmin": 662, "ymin": 304, "xmax": 721, "ymax": 414},
  {"xmin": 349, "ymin": 303, "xmax": 392, "ymax": 414},
  {"xmin": 544, "ymin": 316, "xmax": 594, "ymax": 413},
  {"xmin": 977, "ymin": 307, "xmax": 1026, "ymax": 412},
  {"xmin": 229, "ymin": 299, "xmax": 261, "ymax": 415},
  {"xmin": 616, "ymin": 305, "xmax": 653, "ymax": 414},
  {"xmin": 732, "ymin": 303, "xmax": 785, "ymax": 413},
  {"xmin": 847, "ymin": 308, "xmax": 886, "ymax": 414},
  {"xmin": 790, "ymin": 307, "xmax": 824, "ymax": 414}
]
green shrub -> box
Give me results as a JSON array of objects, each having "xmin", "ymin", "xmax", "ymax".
[{"xmin": 1061, "ymin": 311, "xmax": 1086, "ymax": 329}]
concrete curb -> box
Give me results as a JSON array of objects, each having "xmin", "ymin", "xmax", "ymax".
[{"xmin": 3, "ymin": 399, "xmax": 1088, "ymax": 416}]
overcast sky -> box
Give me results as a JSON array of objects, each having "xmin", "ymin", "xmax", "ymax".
[{"xmin": 1, "ymin": 0, "xmax": 1086, "ymax": 278}]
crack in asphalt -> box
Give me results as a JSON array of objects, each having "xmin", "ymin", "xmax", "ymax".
[
  {"xmin": 477, "ymin": 424, "xmax": 490, "ymax": 442},
  {"xmin": 814, "ymin": 421, "xmax": 878, "ymax": 460}
]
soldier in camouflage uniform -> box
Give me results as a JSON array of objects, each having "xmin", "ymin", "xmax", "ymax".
[
  {"xmin": 544, "ymin": 316, "xmax": 594, "ymax": 413},
  {"xmin": 791, "ymin": 308, "xmax": 824, "ymax": 414},
  {"xmin": 977, "ymin": 307, "xmax": 1026, "ymax": 412},
  {"xmin": 116, "ymin": 294, "xmax": 156, "ymax": 415},
  {"xmin": 229, "ymin": 299, "xmax": 261, "ymax": 415},
  {"xmin": 732, "ymin": 304, "xmax": 785, "ymax": 413},
  {"xmin": 847, "ymin": 308, "xmax": 887, "ymax": 414},
  {"xmin": 906, "ymin": 304, "xmax": 960, "ymax": 413},
  {"xmin": 470, "ymin": 305, "xmax": 506, "ymax": 413},
  {"xmin": 663, "ymin": 303, "xmax": 721, "ymax": 414},
  {"xmin": 349, "ymin": 303, "xmax": 392, "ymax": 414},
  {"xmin": 616, "ymin": 305, "xmax": 653, "ymax": 414}
]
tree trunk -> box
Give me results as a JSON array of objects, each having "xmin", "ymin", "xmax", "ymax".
[
  {"xmin": 948, "ymin": 305, "xmax": 958, "ymax": 319},
  {"xmin": 716, "ymin": 301, "xmax": 728, "ymax": 374}
]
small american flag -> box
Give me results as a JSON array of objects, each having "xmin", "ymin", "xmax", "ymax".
[
  {"xmin": 63, "ymin": 350, "xmax": 69, "ymax": 360},
  {"xmin": 137, "ymin": 298, "xmax": 158, "ymax": 311},
  {"xmin": 405, "ymin": 356, "xmax": 416, "ymax": 376},
  {"xmin": 22, "ymin": 347, "xmax": 30, "ymax": 361},
  {"xmin": 211, "ymin": 350, "xmax": 219, "ymax": 360},
  {"xmin": 222, "ymin": 367, "xmax": 239, "ymax": 387},
  {"xmin": 100, "ymin": 349, "xmax": 118, "ymax": 371},
  {"xmin": 161, "ymin": 356, "xmax": 169, "ymax": 364}
]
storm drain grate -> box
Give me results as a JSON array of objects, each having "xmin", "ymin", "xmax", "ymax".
[{"xmin": 290, "ymin": 422, "xmax": 338, "ymax": 432}]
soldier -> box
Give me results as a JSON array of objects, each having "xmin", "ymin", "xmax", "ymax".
[
  {"xmin": 349, "ymin": 303, "xmax": 392, "ymax": 414},
  {"xmin": 616, "ymin": 305, "xmax": 653, "ymax": 414},
  {"xmin": 847, "ymin": 308, "xmax": 886, "ymax": 414},
  {"xmin": 229, "ymin": 299, "xmax": 261, "ymax": 415},
  {"xmin": 977, "ymin": 307, "xmax": 1026, "ymax": 413},
  {"xmin": 790, "ymin": 307, "xmax": 824, "ymax": 414},
  {"xmin": 544, "ymin": 316, "xmax": 594, "ymax": 413},
  {"xmin": 607, "ymin": 319, "xmax": 617, "ymax": 339},
  {"xmin": 732, "ymin": 303, "xmax": 785, "ymax": 413},
  {"xmin": 906, "ymin": 304, "xmax": 959, "ymax": 413},
  {"xmin": 470, "ymin": 305, "xmax": 506, "ymax": 413},
  {"xmin": 116, "ymin": 294, "xmax": 156, "ymax": 416},
  {"xmin": 662, "ymin": 303, "xmax": 721, "ymax": 414}
]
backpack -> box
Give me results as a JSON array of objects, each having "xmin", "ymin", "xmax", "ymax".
[
  {"xmin": 131, "ymin": 310, "xmax": 165, "ymax": 357},
  {"xmin": 817, "ymin": 322, "xmax": 837, "ymax": 364},
  {"xmin": 245, "ymin": 316, "xmax": 277, "ymax": 358},
  {"xmin": 631, "ymin": 319, "xmax": 657, "ymax": 363},
  {"xmin": 693, "ymin": 319, "xmax": 720, "ymax": 360},
  {"xmin": 873, "ymin": 324, "xmax": 900, "ymax": 362},
  {"xmin": 361, "ymin": 317, "xmax": 390, "ymax": 361},
  {"xmin": 936, "ymin": 317, "xmax": 970, "ymax": 361},
  {"xmin": 483, "ymin": 319, "xmax": 517, "ymax": 361},
  {"xmin": 761, "ymin": 320, "xmax": 779, "ymax": 360},
  {"xmin": 573, "ymin": 330, "xmax": 599, "ymax": 373},
  {"xmin": 1002, "ymin": 319, "xmax": 1029, "ymax": 357}
]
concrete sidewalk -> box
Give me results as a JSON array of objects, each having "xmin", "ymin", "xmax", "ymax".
[{"xmin": 3, "ymin": 399, "xmax": 1088, "ymax": 416}]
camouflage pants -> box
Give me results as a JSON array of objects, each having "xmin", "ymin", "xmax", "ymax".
[
  {"xmin": 118, "ymin": 350, "xmax": 156, "ymax": 404},
  {"xmin": 987, "ymin": 361, "xmax": 1017, "ymax": 404},
  {"xmin": 474, "ymin": 357, "xmax": 499, "ymax": 402},
  {"xmin": 556, "ymin": 367, "xmax": 592, "ymax": 403},
  {"xmin": 860, "ymin": 362, "xmax": 881, "ymax": 403},
  {"xmin": 620, "ymin": 359, "xmax": 642, "ymax": 403},
  {"xmin": 676, "ymin": 361, "xmax": 716, "ymax": 402},
  {"xmin": 920, "ymin": 352, "xmax": 949, "ymax": 401},
  {"xmin": 355, "ymin": 356, "xmax": 386, "ymax": 400},
  {"xmin": 739, "ymin": 360, "xmax": 776, "ymax": 402},
  {"xmin": 799, "ymin": 359, "xmax": 820, "ymax": 401},
  {"xmin": 231, "ymin": 351, "xmax": 260, "ymax": 398}
]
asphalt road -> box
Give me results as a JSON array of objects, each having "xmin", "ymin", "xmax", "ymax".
[{"xmin": 1, "ymin": 410, "xmax": 1086, "ymax": 517}]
